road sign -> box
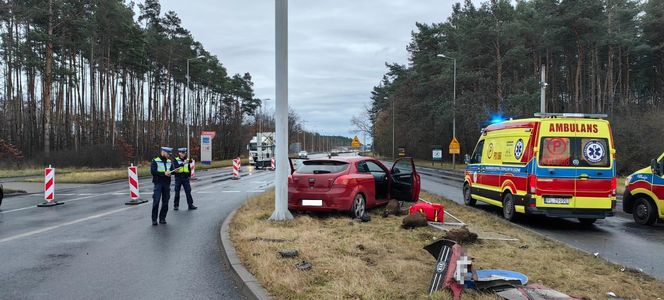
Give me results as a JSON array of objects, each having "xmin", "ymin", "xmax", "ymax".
[
  {"xmin": 432, "ymin": 148, "xmax": 443, "ymax": 161},
  {"xmin": 201, "ymin": 135, "xmax": 213, "ymax": 165},
  {"xmin": 351, "ymin": 135, "xmax": 361, "ymax": 148},
  {"xmin": 201, "ymin": 131, "xmax": 216, "ymax": 139},
  {"xmin": 449, "ymin": 137, "xmax": 461, "ymax": 155},
  {"xmin": 398, "ymin": 147, "xmax": 406, "ymax": 157}
]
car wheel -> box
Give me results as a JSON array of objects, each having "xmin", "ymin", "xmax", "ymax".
[
  {"xmin": 578, "ymin": 218, "xmax": 597, "ymax": 226},
  {"xmin": 463, "ymin": 184, "xmax": 476, "ymax": 206},
  {"xmin": 502, "ymin": 193, "xmax": 516, "ymax": 221},
  {"xmin": 351, "ymin": 193, "xmax": 366, "ymax": 219},
  {"xmin": 633, "ymin": 197, "xmax": 657, "ymax": 225}
]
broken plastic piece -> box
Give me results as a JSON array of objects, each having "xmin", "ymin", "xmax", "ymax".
[{"xmin": 278, "ymin": 250, "xmax": 299, "ymax": 258}]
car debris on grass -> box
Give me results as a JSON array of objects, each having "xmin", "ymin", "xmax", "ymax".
[{"xmin": 229, "ymin": 191, "xmax": 664, "ymax": 299}]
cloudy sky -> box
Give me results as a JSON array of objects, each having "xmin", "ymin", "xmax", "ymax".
[{"xmin": 159, "ymin": 0, "xmax": 463, "ymax": 138}]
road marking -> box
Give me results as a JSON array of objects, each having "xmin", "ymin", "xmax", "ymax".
[
  {"xmin": 0, "ymin": 206, "xmax": 135, "ymax": 244},
  {"xmin": 1, "ymin": 193, "xmax": 114, "ymax": 214},
  {"xmin": 247, "ymin": 190, "xmax": 266, "ymax": 193}
]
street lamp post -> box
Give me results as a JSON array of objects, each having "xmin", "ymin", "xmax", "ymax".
[
  {"xmin": 259, "ymin": 98, "xmax": 271, "ymax": 135},
  {"xmin": 389, "ymin": 96, "xmax": 395, "ymax": 161},
  {"xmin": 186, "ymin": 55, "xmax": 205, "ymax": 158},
  {"xmin": 270, "ymin": 0, "xmax": 293, "ymax": 221},
  {"xmin": 437, "ymin": 54, "xmax": 457, "ymax": 169}
]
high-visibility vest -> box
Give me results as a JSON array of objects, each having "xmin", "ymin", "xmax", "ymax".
[
  {"xmin": 154, "ymin": 157, "xmax": 172, "ymax": 173},
  {"xmin": 175, "ymin": 157, "xmax": 190, "ymax": 173}
]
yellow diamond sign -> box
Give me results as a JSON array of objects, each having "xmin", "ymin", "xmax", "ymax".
[
  {"xmin": 351, "ymin": 136, "xmax": 361, "ymax": 148},
  {"xmin": 449, "ymin": 137, "xmax": 461, "ymax": 155}
]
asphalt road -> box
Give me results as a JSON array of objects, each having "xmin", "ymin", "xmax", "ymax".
[
  {"xmin": 417, "ymin": 171, "xmax": 664, "ymax": 280},
  {"xmin": 0, "ymin": 166, "xmax": 275, "ymax": 299}
]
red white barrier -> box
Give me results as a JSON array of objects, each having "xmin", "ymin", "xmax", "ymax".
[
  {"xmin": 37, "ymin": 165, "xmax": 63, "ymax": 207},
  {"xmin": 237, "ymin": 157, "xmax": 241, "ymax": 173},
  {"xmin": 125, "ymin": 164, "xmax": 147, "ymax": 205},
  {"xmin": 232, "ymin": 158, "xmax": 240, "ymax": 179},
  {"xmin": 270, "ymin": 157, "xmax": 276, "ymax": 171},
  {"xmin": 190, "ymin": 159, "xmax": 196, "ymax": 179}
]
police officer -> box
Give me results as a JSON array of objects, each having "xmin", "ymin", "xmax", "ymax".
[
  {"xmin": 151, "ymin": 147, "xmax": 174, "ymax": 225},
  {"xmin": 173, "ymin": 148, "xmax": 197, "ymax": 211}
]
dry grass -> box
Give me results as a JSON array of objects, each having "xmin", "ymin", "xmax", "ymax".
[
  {"xmin": 413, "ymin": 159, "xmax": 466, "ymax": 171},
  {"xmin": 230, "ymin": 191, "xmax": 664, "ymax": 300},
  {"xmin": 19, "ymin": 158, "xmax": 245, "ymax": 184},
  {"xmin": 0, "ymin": 168, "xmax": 50, "ymax": 178}
]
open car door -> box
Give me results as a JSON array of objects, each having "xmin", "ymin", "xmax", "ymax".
[{"xmin": 390, "ymin": 157, "xmax": 421, "ymax": 202}]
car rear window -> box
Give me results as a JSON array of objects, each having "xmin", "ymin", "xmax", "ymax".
[
  {"xmin": 296, "ymin": 160, "xmax": 349, "ymax": 174},
  {"xmin": 540, "ymin": 137, "xmax": 610, "ymax": 167}
]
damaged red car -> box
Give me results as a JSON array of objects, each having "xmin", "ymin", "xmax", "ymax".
[{"xmin": 288, "ymin": 157, "xmax": 421, "ymax": 218}]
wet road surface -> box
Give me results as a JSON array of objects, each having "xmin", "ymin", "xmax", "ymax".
[{"xmin": 0, "ymin": 166, "xmax": 274, "ymax": 299}]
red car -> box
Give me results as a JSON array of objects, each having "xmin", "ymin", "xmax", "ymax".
[{"xmin": 288, "ymin": 157, "xmax": 421, "ymax": 218}]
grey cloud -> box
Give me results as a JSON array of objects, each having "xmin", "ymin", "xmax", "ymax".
[{"xmin": 160, "ymin": 0, "xmax": 462, "ymax": 137}]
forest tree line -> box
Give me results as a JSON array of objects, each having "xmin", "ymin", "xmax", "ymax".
[
  {"xmin": 0, "ymin": 0, "xmax": 328, "ymax": 167},
  {"xmin": 369, "ymin": 0, "xmax": 664, "ymax": 174}
]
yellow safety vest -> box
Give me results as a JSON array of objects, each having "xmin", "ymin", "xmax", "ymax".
[
  {"xmin": 154, "ymin": 157, "xmax": 172, "ymax": 173},
  {"xmin": 175, "ymin": 157, "xmax": 190, "ymax": 173}
]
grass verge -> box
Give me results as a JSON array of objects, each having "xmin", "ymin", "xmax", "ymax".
[
  {"xmin": 229, "ymin": 191, "xmax": 664, "ymax": 300},
  {"xmin": 0, "ymin": 168, "xmax": 52, "ymax": 178},
  {"xmin": 21, "ymin": 158, "xmax": 246, "ymax": 184}
]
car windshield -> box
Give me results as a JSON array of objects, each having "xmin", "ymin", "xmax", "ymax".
[{"xmin": 296, "ymin": 160, "xmax": 349, "ymax": 174}]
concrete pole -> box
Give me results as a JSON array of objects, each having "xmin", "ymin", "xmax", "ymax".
[
  {"xmin": 392, "ymin": 97, "xmax": 395, "ymax": 161},
  {"xmin": 187, "ymin": 60, "xmax": 190, "ymax": 159},
  {"xmin": 270, "ymin": 0, "xmax": 293, "ymax": 221},
  {"xmin": 452, "ymin": 58, "xmax": 456, "ymax": 170},
  {"xmin": 540, "ymin": 64, "xmax": 546, "ymax": 114}
]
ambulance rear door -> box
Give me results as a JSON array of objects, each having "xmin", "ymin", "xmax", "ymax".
[{"xmin": 573, "ymin": 120, "xmax": 613, "ymax": 210}]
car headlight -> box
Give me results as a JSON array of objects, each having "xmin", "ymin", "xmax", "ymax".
[{"xmin": 624, "ymin": 175, "xmax": 632, "ymax": 187}]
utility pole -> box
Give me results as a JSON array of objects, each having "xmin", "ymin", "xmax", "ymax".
[
  {"xmin": 391, "ymin": 97, "xmax": 395, "ymax": 161},
  {"xmin": 540, "ymin": 64, "xmax": 547, "ymax": 114},
  {"xmin": 270, "ymin": 0, "xmax": 293, "ymax": 221},
  {"xmin": 437, "ymin": 54, "xmax": 457, "ymax": 169}
]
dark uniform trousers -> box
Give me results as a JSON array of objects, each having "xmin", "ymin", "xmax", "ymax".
[
  {"xmin": 174, "ymin": 177, "xmax": 193, "ymax": 208},
  {"xmin": 153, "ymin": 181, "xmax": 170, "ymax": 222}
]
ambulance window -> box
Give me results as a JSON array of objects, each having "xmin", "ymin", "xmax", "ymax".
[
  {"xmin": 540, "ymin": 137, "xmax": 571, "ymax": 166},
  {"xmin": 471, "ymin": 140, "xmax": 484, "ymax": 164},
  {"xmin": 578, "ymin": 138, "xmax": 609, "ymax": 167}
]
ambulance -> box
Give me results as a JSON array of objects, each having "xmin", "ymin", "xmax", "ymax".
[
  {"xmin": 463, "ymin": 113, "xmax": 617, "ymax": 225},
  {"xmin": 623, "ymin": 152, "xmax": 664, "ymax": 225}
]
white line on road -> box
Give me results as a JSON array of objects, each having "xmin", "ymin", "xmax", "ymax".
[
  {"xmin": 0, "ymin": 206, "xmax": 135, "ymax": 244},
  {"xmin": 0, "ymin": 191, "xmax": 124, "ymax": 214}
]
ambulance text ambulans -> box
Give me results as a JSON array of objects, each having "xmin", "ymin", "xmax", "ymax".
[
  {"xmin": 623, "ymin": 152, "xmax": 664, "ymax": 225},
  {"xmin": 464, "ymin": 113, "xmax": 617, "ymax": 225}
]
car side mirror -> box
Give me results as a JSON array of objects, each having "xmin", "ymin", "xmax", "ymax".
[
  {"xmin": 651, "ymin": 159, "xmax": 660, "ymax": 175},
  {"xmin": 464, "ymin": 154, "xmax": 470, "ymax": 165}
]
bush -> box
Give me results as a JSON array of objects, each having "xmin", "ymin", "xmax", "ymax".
[{"xmin": 34, "ymin": 144, "xmax": 124, "ymax": 168}]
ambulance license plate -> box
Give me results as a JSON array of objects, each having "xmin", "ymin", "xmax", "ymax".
[
  {"xmin": 302, "ymin": 199, "xmax": 323, "ymax": 207},
  {"xmin": 544, "ymin": 197, "xmax": 570, "ymax": 205}
]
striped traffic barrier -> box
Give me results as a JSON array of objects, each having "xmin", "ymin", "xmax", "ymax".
[
  {"xmin": 37, "ymin": 165, "xmax": 64, "ymax": 207},
  {"xmin": 125, "ymin": 164, "xmax": 147, "ymax": 205},
  {"xmin": 237, "ymin": 157, "xmax": 242, "ymax": 173},
  {"xmin": 232, "ymin": 158, "xmax": 240, "ymax": 180},
  {"xmin": 190, "ymin": 159, "xmax": 197, "ymax": 180},
  {"xmin": 270, "ymin": 157, "xmax": 276, "ymax": 171}
]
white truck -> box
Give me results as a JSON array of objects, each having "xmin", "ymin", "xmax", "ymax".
[{"xmin": 248, "ymin": 132, "xmax": 275, "ymax": 169}]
